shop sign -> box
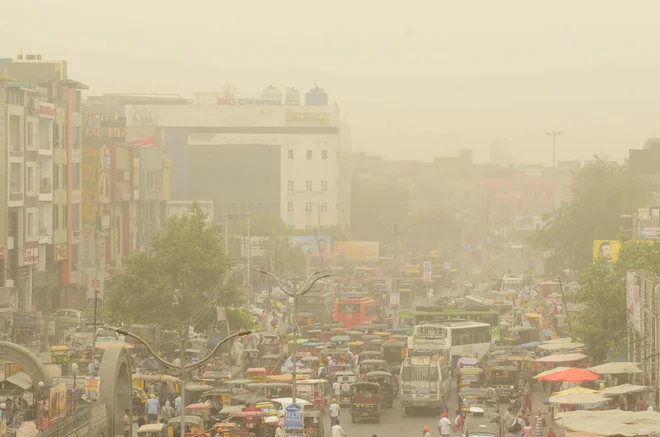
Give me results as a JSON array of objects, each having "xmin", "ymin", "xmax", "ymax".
[
  {"xmin": 86, "ymin": 112, "xmax": 118, "ymax": 122},
  {"xmin": 39, "ymin": 103, "xmax": 55, "ymax": 119},
  {"xmin": 79, "ymin": 230, "xmax": 95, "ymax": 269},
  {"xmin": 217, "ymin": 97, "xmax": 282, "ymax": 106},
  {"xmin": 85, "ymin": 126, "xmax": 126, "ymax": 138},
  {"xmin": 285, "ymin": 109, "xmax": 330, "ymax": 124},
  {"xmin": 22, "ymin": 248, "xmax": 39, "ymax": 266},
  {"xmin": 54, "ymin": 244, "xmax": 68, "ymax": 261}
]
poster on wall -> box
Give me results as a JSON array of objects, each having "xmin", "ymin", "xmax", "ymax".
[
  {"xmin": 289, "ymin": 236, "xmax": 332, "ymax": 259},
  {"xmin": 592, "ymin": 240, "xmax": 620, "ymax": 264},
  {"xmin": 333, "ymin": 241, "xmax": 380, "ymax": 261},
  {"xmin": 48, "ymin": 383, "xmax": 67, "ymax": 422}
]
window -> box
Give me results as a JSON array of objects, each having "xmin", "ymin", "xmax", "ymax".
[
  {"xmin": 287, "ymin": 202, "xmax": 294, "ymax": 212},
  {"xmin": 26, "ymin": 166, "xmax": 35, "ymax": 194},
  {"xmin": 72, "ymin": 127, "xmax": 80, "ymax": 149},
  {"xmin": 287, "ymin": 181, "xmax": 294, "ymax": 192},
  {"xmin": 288, "ymin": 150, "xmax": 294, "ymax": 159},
  {"xmin": 321, "ymin": 202, "xmax": 328, "ymax": 212},
  {"xmin": 9, "ymin": 115, "xmax": 20, "ymax": 152},
  {"xmin": 53, "ymin": 124, "xmax": 61, "ymax": 148},
  {"xmin": 322, "ymin": 150, "xmax": 328, "ymax": 160},
  {"xmin": 72, "ymin": 163, "xmax": 81, "ymax": 190},
  {"xmin": 54, "ymin": 205, "xmax": 60, "ymax": 230},
  {"xmin": 26, "ymin": 122, "xmax": 37, "ymax": 150},
  {"xmin": 27, "ymin": 212, "xmax": 35, "ymax": 238},
  {"xmin": 54, "ymin": 164, "xmax": 60, "ymax": 189},
  {"xmin": 305, "ymin": 202, "xmax": 312, "ymax": 212},
  {"xmin": 72, "ymin": 205, "xmax": 80, "ymax": 232},
  {"xmin": 147, "ymin": 172, "xmax": 156, "ymax": 190},
  {"xmin": 321, "ymin": 181, "xmax": 328, "ymax": 192},
  {"xmin": 306, "ymin": 181, "xmax": 312, "ymax": 191},
  {"xmin": 62, "ymin": 206, "xmax": 68, "ymax": 229},
  {"xmin": 62, "ymin": 164, "xmax": 68, "ymax": 189},
  {"xmin": 306, "ymin": 150, "xmax": 312, "ymax": 160},
  {"xmin": 10, "ymin": 163, "xmax": 22, "ymax": 193}
]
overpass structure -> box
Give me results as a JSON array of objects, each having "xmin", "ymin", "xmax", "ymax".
[{"xmin": 0, "ymin": 341, "xmax": 133, "ymax": 437}]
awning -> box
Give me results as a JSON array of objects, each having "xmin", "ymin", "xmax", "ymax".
[
  {"xmin": 600, "ymin": 384, "xmax": 650, "ymax": 396},
  {"xmin": 537, "ymin": 367, "xmax": 599, "ymax": 383},
  {"xmin": 552, "ymin": 386, "xmax": 599, "ymax": 397},
  {"xmin": 588, "ymin": 362, "xmax": 642, "ymax": 375},
  {"xmin": 538, "ymin": 342, "xmax": 585, "ymax": 351},
  {"xmin": 534, "ymin": 366, "xmax": 570, "ymax": 380},
  {"xmin": 555, "ymin": 410, "xmax": 660, "ymax": 436},
  {"xmin": 6, "ymin": 371, "xmax": 33, "ymax": 390},
  {"xmin": 535, "ymin": 353, "xmax": 587, "ymax": 363},
  {"xmin": 549, "ymin": 393, "xmax": 609, "ymax": 405}
]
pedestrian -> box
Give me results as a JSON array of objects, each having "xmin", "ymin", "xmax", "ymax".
[
  {"xmin": 438, "ymin": 412, "xmax": 455, "ymax": 437},
  {"xmin": 427, "ymin": 288, "xmax": 435, "ymax": 305},
  {"xmin": 329, "ymin": 398, "xmax": 340, "ymax": 427},
  {"xmin": 503, "ymin": 406, "xmax": 514, "ymax": 427},
  {"xmin": 145, "ymin": 394, "xmax": 160, "ymax": 424},
  {"xmin": 454, "ymin": 410, "xmax": 464, "ymax": 432},
  {"xmin": 509, "ymin": 412, "xmax": 525, "ymax": 437},
  {"xmin": 174, "ymin": 393, "xmax": 182, "ymax": 414},
  {"xmin": 332, "ymin": 379, "xmax": 341, "ymax": 398},
  {"xmin": 275, "ymin": 421, "xmax": 286, "ymax": 437},
  {"xmin": 422, "ymin": 425, "xmax": 431, "ymax": 437},
  {"xmin": 534, "ymin": 409, "xmax": 546, "ymax": 437},
  {"xmin": 123, "ymin": 409, "xmax": 130, "ymax": 437},
  {"xmin": 545, "ymin": 427, "xmax": 556, "ymax": 437},
  {"xmin": 137, "ymin": 415, "xmax": 145, "ymax": 429},
  {"xmin": 438, "ymin": 396, "xmax": 448, "ymax": 414},
  {"xmin": 331, "ymin": 419, "xmax": 347, "ymax": 437}
]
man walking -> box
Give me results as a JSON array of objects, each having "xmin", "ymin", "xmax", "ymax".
[
  {"xmin": 438, "ymin": 412, "xmax": 455, "ymax": 437},
  {"xmin": 145, "ymin": 394, "xmax": 160, "ymax": 425},
  {"xmin": 329, "ymin": 398, "xmax": 340, "ymax": 427},
  {"xmin": 331, "ymin": 419, "xmax": 347, "ymax": 437}
]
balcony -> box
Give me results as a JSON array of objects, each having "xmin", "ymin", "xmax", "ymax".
[
  {"xmin": 38, "ymin": 142, "xmax": 53, "ymax": 156},
  {"xmin": 39, "ymin": 178, "xmax": 53, "ymax": 201}
]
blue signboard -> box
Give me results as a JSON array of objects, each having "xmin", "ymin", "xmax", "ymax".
[{"xmin": 284, "ymin": 403, "xmax": 304, "ymax": 430}]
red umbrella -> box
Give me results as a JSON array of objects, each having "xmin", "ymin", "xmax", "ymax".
[{"xmin": 537, "ymin": 367, "xmax": 599, "ymax": 383}]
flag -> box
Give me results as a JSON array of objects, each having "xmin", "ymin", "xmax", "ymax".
[{"xmin": 131, "ymin": 137, "xmax": 157, "ymax": 148}]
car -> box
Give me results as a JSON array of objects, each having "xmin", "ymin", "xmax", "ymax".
[
  {"xmin": 51, "ymin": 309, "xmax": 87, "ymax": 329},
  {"xmin": 95, "ymin": 327, "xmax": 125, "ymax": 343}
]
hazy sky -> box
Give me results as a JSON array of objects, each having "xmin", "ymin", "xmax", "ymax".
[{"xmin": 3, "ymin": 1, "xmax": 660, "ymax": 164}]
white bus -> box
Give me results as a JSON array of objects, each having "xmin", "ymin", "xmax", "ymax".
[
  {"xmin": 441, "ymin": 321, "xmax": 492, "ymax": 368},
  {"xmin": 501, "ymin": 274, "xmax": 524, "ymax": 293},
  {"xmin": 400, "ymin": 354, "xmax": 450, "ymax": 414}
]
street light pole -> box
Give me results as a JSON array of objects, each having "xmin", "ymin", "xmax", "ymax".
[
  {"xmin": 116, "ymin": 329, "xmax": 250, "ymax": 437},
  {"xmin": 546, "ymin": 130, "xmax": 562, "ymax": 169},
  {"xmin": 254, "ymin": 270, "xmax": 334, "ymax": 402}
]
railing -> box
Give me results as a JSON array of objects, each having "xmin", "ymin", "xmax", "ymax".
[{"xmin": 36, "ymin": 409, "xmax": 89, "ymax": 437}]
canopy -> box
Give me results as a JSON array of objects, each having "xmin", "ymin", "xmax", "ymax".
[
  {"xmin": 535, "ymin": 353, "xmax": 587, "ymax": 363},
  {"xmin": 549, "ymin": 393, "xmax": 609, "ymax": 405},
  {"xmin": 555, "ymin": 410, "xmax": 660, "ymax": 436},
  {"xmin": 534, "ymin": 366, "xmax": 570, "ymax": 380},
  {"xmin": 588, "ymin": 362, "xmax": 642, "ymax": 375},
  {"xmin": 538, "ymin": 342, "xmax": 585, "ymax": 351},
  {"xmin": 544, "ymin": 337, "xmax": 575, "ymax": 344},
  {"xmin": 537, "ymin": 367, "xmax": 599, "ymax": 383},
  {"xmin": 552, "ymin": 386, "xmax": 599, "ymax": 397},
  {"xmin": 518, "ymin": 342, "xmax": 543, "ymax": 349},
  {"xmin": 600, "ymin": 384, "xmax": 649, "ymax": 396},
  {"xmin": 6, "ymin": 371, "xmax": 32, "ymax": 390}
]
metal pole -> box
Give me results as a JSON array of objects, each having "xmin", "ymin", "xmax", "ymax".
[
  {"xmin": 291, "ymin": 283, "xmax": 298, "ymax": 403},
  {"xmin": 179, "ymin": 333, "xmax": 186, "ymax": 437},
  {"xmin": 88, "ymin": 289, "xmax": 98, "ymax": 437},
  {"xmin": 557, "ymin": 277, "xmax": 572, "ymax": 333},
  {"xmin": 246, "ymin": 215, "xmax": 251, "ymax": 303},
  {"xmin": 224, "ymin": 214, "xmax": 229, "ymax": 257}
]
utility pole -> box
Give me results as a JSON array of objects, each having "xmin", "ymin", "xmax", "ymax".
[
  {"xmin": 116, "ymin": 329, "xmax": 250, "ymax": 437},
  {"xmin": 546, "ymin": 130, "xmax": 562, "ymax": 169},
  {"xmin": 254, "ymin": 270, "xmax": 333, "ymax": 402}
]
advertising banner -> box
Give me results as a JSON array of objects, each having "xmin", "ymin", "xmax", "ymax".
[
  {"xmin": 83, "ymin": 376, "xmax": 100, "ymax": 402},
  {"xmin": 333, "ymin": 241, "xmax": 380, "ymax": 261},
  {"xmin": 423, "ymin": 261, "xmax": 432, "ymax": 280},
  {"xmin": 626, "ymin": 272, "xmax": 641, "ymax": 333},
  {"xmin": 593, "ymin": 240, "xmax": 620, "ymax": 264},
  {"xmin": 79, "ymin": 229, "xmax": 96, "ymax": 269},
  {"xmin": 49, "ymin": 383, "xmax": 67, "ymax": 422},
  {"xmin": 641, "ymin": 226, "xmax": 660, "ymax": 239},
  {"xmin": 289, "ymin": 236, "xmax": 332, "ymax": 259}
]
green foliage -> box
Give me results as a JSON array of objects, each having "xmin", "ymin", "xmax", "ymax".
[
  {"xmin": 225, "ymin": 308, "xmax": 254, "ymax": 331},
  {"xmin": 532, "ymin": 161, "xmax": 653, "ymax": 272},
  {"xmin": 105, "ymin": 203, "xmax": 242, "ymax": 332},
  {"xmin": 573, "ymin": 261, "xmax": 627, "ymax": 362}
]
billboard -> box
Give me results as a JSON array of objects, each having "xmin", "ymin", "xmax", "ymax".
[
  {"xmin": 49, "ymin": 383, "xmax": 67, "ymax": 422},
  {"xmin": 626, "ymin": 271, "xmax": 642, "ymax": 333},
  {"xmin": 289, "ymin": 236, "xmax": 332, "ymax": 259},
  {"xmin": 333, "ymin": 241, "xmax": 380, "ymax": 261},
  {"xmin": 640, "ymin": 226, "xmax": 660, "ymax": 239},
  {"xmin": 513, "ymin": 215, "xmax": 545, "ymax": 231},
  {"xmin": 593, "ymin": 240, "xmax": 620, "ymax": 264}
]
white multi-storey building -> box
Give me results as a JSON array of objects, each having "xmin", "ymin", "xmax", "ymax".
[{"xmin": 119, "ymin": 86, "xmax": 351, "ymax": 230}]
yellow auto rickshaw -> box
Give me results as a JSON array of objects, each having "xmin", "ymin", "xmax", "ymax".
[
  {"xmin": 348, "ymin": 341, "xmax": 365, "ymax": 355},
  {"xmin": 214, "ymin": 422, "xmax": 237, "ymax": 437},
  {"xmin": 247, "ymin": 367, "xmax": 267, "ymax": 383},
  {"xmin": 167, "ymin": 415, "xmax": 204, "ymax": 437}
]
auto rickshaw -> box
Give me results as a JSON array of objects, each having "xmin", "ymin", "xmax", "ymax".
[
  {"xmin": 167, "ymin": 415, "xmax": 204, "ymax": 437},
  {"xmin": 346, "ymin": 331, "xmax": 365, "ymax": 341},
  {"xmin": 133, "ymin": 373, "xmax": 180, "ymax": 396},
  {"xmin": 247, "ymin": 367, "xmax": 267, "ymax": 383},
  {"xmin": 331, "ymin": 327, "xmax": 349, "ymax": 333},
  {"xmin": 296, "ymin": 379, "xmax": 330, "ymax": 411},
  {"xmin": 361, "ymin": 334, "xmax": 379, "ymax": 343},
  {"xmin": 366, "ymin": 339, "xmax": 383, "ymax": 351},
  {"xmin": 138, "ymin": 423, "xmax": 167, "ymax": 437},
  {"xmin": 358, "ymin": 359, "xmax": 388, "ymax": 378},
  {"xmin": 319, "ymin": 331, "xmax": 334, "ymax": 342},
  {"xmin": 222, "ymin": 379, "xmax": 251, "ymax": 391},
  {"xmin": 184, "ymin": 384, "xmax": 213, "ymax": 405},
  {"xmin": 374, "ymin": 331, "xmax": 392, "ymax": 340},
  {"xmin": 381, "ymin": 341, "xmax": 406, "ymax": 364},
  {"xmin": 350, "ymin": 382, "xmax": 382, "ymax": 423},
  {"xmin": 303, "ymin": 410, "xmax": 325, "ymax": 437},
  {"xmin": 330, "ymin": 335, "xmax": 350, "ymax": 346},
  {"xmin": 458, "ymin": 367, "xmax": 485, "ymax": 391},
  {"xmin": 226, "ymin": 409, "xmax": 271, "ymax": 437},
  {"xmin": 364, "ymin": 371, "xmax": 394, "ymax": 408},
  {"xmin": 334, "ymin": 371, "xmax": 357, "ymax": 405},
  {"xmin": 184, "ymin": 403, "xmax": 211, "ymax": 425},
  {"xmin": 214, "ymin": 422, "xmax": 237, "ymax": 437},
  {"xmin": 296, "ymin": 311, "xmax": 315, "ymax": 327},
  {"xmin": 246, "ymin": 383, "xmax": 292, "ymax": 399},
  {"xmin": 304, "ymin": 329, "xmax": 322, "ymax": 341},
  {"xmin": 458, "ymin": 388, "xmax": 498, "ymax": 415},
  {"xmin": 488, "ymin": 365, "xmax": 519, "ymax": 400},
  {"xmin": 320, "ymin": 348, "xmax": 349, "ymax": 365},
  {"xmin": 358, "ymin": 350, "xmax": 383, "ymax": 361},
  {"xmin": 266, "ymin": 374, "xmax": 309, "ymax": 383},
  {"xmin": 200, "ymin": 387, "xmax": 234, "ymax": 413},
  {"xmin": 399, "ymin": 288, "xmax": 412, "ymax": 307},
  {"xmin": 201, "ymin": 370, "xmax": 232, "ymax": 384},
  {"xmin": 260, "ymin": 354, "xmax": 283, "ymax": 375},
  {"xmin": 299, "ymin": 343, "xmax": 324, "ymax": 357},
  {"xmin": 348, "ymin": 341, "xmax": 365, "ymax": 355},
  {"xmin": 243, "ymin": 348, "xmax": 260, "ymax": 370},
  {"xmin": 259, "ymin": 334, "xmax": 281, "ymax": 355},
  {"xmin": 464, "ymin": 418, "xmax": 501, "ymax": 437}
]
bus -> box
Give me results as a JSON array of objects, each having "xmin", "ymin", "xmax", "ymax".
[
  {"xmin": 501, "ymin": 274, "xmax": 524, "ymax": 293},
  {"xmin": 407, "ymin": 310, "xmax": 501, "ymax": 339},
  {"xmin": 464, "ymin": 296, "xmax": 514, "ymax": 328},
  {"xmin": 298, "ymin": 289, "xmax": 335, "ymax": 324},
  {"xmin": 333, "ymin": 296, "xmax": 378, "ymax": 328},
  {"xmin": 442, "ymin": 321, "xmax": 492, "ymax": 368},
  {"xmin": 400, "ymin": 354, "xmax": 450, "ymax": 414}
]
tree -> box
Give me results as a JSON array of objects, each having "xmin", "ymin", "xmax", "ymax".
[
  {"xmin": 532, "ymin": 161, "xmax": 653, "ymax": 272},
  {"xmin": 105, "ymin": 203, "xmax": 242, "ymax": 331}
]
